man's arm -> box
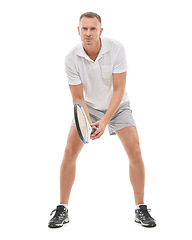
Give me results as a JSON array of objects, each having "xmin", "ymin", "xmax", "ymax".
[
  {"xmin": 103, "ymin": 72, "xmax": 126, "ymax": 124},
  {"xmin": 91, "ymin": 72, "xmax": 126, "ymax": 139},
  {"xmin": 69, "ymin": 83, "xmax": 92, "ymax": 125}
]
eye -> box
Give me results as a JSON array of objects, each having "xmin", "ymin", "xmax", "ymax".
[{"xmin": 91, "ymin": 28, "xmax": 96, "ymax": 30}]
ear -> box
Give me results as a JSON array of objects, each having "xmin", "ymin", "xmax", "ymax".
[
  {"xmin": 99, "ymin": 28, "xmax": 103, "ymax": 36},
  {"xmin": 77, "ymin": 26, "xmax": 80, "ymax": 35}
]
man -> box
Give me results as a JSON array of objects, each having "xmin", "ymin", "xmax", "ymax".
[{"xmin": 48, "ymin": 12, "xmax": 156, "ymax": 228}]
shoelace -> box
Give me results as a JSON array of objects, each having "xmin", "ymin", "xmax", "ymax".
[
  {"xmin": 50, "ymin": 209, "xmax": 67, "ymax": 218},
  {"xmin": 137, "ymin": 209, "xmax": 152, "ymax": 220}
]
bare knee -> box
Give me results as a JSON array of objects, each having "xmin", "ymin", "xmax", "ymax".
[
  {"xmin": 62, "ymin": 145, "xmax": 80, "ymax": 165},
  {"xmin": 128, "ymin": 147, "xmax": 143, "ymax": 166}
]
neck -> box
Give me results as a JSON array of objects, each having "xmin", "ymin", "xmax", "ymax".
[{"xmin": 83, "ymin": 38, "xmax": 101, "ymax": 61}]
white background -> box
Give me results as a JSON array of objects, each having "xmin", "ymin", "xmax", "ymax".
[{"xmin": 0, "ymin": 0, "xmax": 192, "ymax": 239}]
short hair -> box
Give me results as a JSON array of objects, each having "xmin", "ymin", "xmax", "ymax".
[{"xmin": 79, "ymin": 12, "xmax": 102, "ymax": 25}]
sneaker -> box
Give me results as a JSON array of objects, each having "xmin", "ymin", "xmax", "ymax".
[
  {"xmin": 48, "ymin": 205, "xmax": 70, "ymax": 228},
  {"xmin": 135, "ymin": 205, "xmax": 156, "ymax": 227}
]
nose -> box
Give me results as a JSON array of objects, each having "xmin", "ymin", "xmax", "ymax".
[{"xmin": 86, "ymin": 29, "xmax": 91, "ymax": 36}]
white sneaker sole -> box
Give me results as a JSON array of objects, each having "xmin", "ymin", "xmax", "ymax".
[
  {"xmin": 48, "ymin": 217, "xmax": 70, "ymax": 228},
  {"xmin": 135, "ymin": 218, "xmax": 156, "ymax": 227}
]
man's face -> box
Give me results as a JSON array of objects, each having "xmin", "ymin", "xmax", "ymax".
[{"xmin": 78, "ymin": 17, "xmax": 103, "ymax": 46}]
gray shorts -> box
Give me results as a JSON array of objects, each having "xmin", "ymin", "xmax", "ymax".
[{"xmin": 71, "ymin": 101, "xmax": 136, "ymax": 135}]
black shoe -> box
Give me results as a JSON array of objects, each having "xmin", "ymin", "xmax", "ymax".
[
  {"xmin": 48, "ymin": 205, "xmax": 70, "ymax": 228},
  {"xmin": 135, "ymin": 205, "xmax": 156, "ymax": 227}
]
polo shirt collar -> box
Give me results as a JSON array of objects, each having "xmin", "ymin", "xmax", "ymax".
[{"xmin": 76, "ymin": 38, "xmax": 111, "ymax": 62}]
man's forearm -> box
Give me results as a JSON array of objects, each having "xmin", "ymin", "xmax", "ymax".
[
  {"xmin": 103, "ymin": 89, "xmax": 124, "ymax": 124},
  {"xmin": 103, "ymin": 72, "xmax": 126, "ymax": 125}
]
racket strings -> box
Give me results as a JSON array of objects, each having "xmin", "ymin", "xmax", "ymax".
[{"xmin": 77, "ymin": 107, "xmax": 90, "ymax": 142}]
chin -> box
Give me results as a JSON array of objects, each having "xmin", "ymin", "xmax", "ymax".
[{"xmin": 84, "ymin": 41, "xmax": 93, "ymax": 46}]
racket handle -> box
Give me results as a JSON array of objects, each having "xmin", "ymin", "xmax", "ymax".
[{"xmin": 91, "ymin": 128, "xmax": 97, "ymax": 134}]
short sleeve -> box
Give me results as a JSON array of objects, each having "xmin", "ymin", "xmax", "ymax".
[
  {"xmin": 113, "ymin": 44, "xmax": 128, "ymax": 73},
  {"xmin": 65, "ymin": 57, "xmax": 82, "ymax": 85}
]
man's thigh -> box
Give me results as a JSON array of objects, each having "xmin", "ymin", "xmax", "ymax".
[
  {"xmin": 116, "ymin": 126, "xmax": 141, "ymax": 157},
  {"xmin": 65, "ymin": 126, "xmax": 84, "ymax": 156}
]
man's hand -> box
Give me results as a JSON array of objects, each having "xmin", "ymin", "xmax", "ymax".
[{"xmin": 90, "ymin": 119, "xmax": 107, "ymax": 140}]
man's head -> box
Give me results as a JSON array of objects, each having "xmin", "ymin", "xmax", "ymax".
[
  {"xmin": 78, "ymin": 12, "xmax": 103, "ymax": 47},
  {"xmin": 79, "ymin": 12, "xmax": 102, "ymax": 26}
]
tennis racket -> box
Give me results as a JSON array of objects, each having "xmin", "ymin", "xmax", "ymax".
[{"xmin": 74, "ymin": 103, "xmax": 95, "ymax": 144}]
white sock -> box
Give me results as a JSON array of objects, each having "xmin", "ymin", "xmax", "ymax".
[
  {"xmin": 136, "ymin": 204, "xmax": 145, "ymax": 209},
  {"xmin": 59, "ymin": 204, "xmax": 68, "ymax": 209}
]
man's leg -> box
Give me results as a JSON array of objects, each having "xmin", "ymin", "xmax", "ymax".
[
  {"xmin": 116, "ymin": 126, "xmax": 145, "ymax": 205},
  {"xmin": 60, "ymin": 126, "xmax": 84, "ymax": 204}
]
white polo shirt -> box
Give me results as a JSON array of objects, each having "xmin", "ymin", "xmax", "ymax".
[{"xmin": 65, "ymin": 37, "xmax": 129, "ymax": 110}]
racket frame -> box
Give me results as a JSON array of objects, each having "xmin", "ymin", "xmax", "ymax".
[{"xmin": 74, "ymin": 103, "xmax": 92, "ymax": 144}]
